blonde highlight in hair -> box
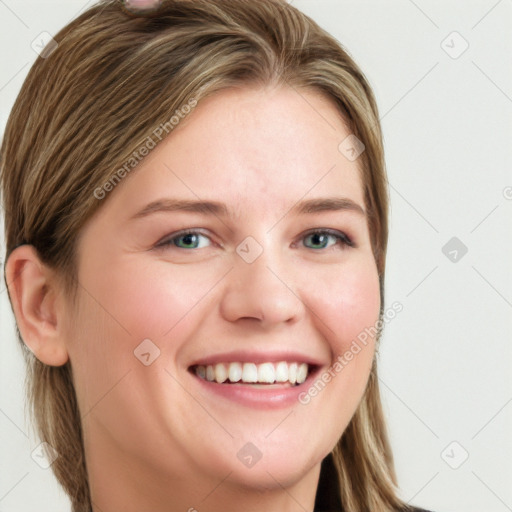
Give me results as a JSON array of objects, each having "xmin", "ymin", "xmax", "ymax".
[{"xmin": 1, "ymin": 1, "xmax": 411, "ymax": 510}]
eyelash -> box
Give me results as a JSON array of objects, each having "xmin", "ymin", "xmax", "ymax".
[{"xmin": 156, "ymin": 228, "xmax": 355, "ymax": 251}]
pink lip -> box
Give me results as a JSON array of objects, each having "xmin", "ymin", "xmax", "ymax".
[
  {"xmin": 188, "ymin": 364, "xmax": 323, "ymax": 410},
  {"xmin": 188, "ymin": 349, "xmax": 324, "ymax": 367}
]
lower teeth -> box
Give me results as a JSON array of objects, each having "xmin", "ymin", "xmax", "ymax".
[
  {"xmin": 199, "ymin": 376, "xmax": 298, "ymax": 386},
  {"xmin": 220, "ymin": 381, "xmax": 296, "ymax": 387}
]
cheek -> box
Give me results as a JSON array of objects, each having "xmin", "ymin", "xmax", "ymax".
[
  {"xmin": 78, "ymin": 256, "xmax": 218, "ymax": 342},
  {"xmin": 66, "ymin": 259, "xmax": 212, "ymax": 441},
  {"xmin": 297, "ymin": 260, "xmax": 380, "ymax": 436},
  {"xmin": 302, "ymin": 257, "xmax": 381, "ymax": 354}
]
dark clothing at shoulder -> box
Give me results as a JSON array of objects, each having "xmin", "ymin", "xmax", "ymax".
[
  {"xmin": 313, "ymin": 453, "xmax": 435, "ymax": 512},
  {"xmin": 313, "ymin": 452, "xmax": 342, "ymax": 511}
]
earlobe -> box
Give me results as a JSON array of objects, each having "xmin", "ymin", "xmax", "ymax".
[{"xmin": 5, "ymin": 245, "xmax": 69, "ymax": 367}]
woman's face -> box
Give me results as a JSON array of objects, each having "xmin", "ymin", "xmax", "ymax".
[{"xmin": 65, "ymin": 85, "xmax": 380, "ymax": 505}]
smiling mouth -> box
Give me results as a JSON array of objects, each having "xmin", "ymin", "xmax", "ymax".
[{"xmin": 190, "ymin": 361, "xmax": 313, "ymax": 386}]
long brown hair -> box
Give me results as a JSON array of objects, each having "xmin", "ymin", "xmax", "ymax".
[{"xmin": 1, "ymin": 1, "xmax": 411, "ymax": 510}]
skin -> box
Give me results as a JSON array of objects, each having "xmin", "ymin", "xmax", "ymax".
[
  {"xmin": 124, "ymin": 0, "xmax": 161, "ymax": 12},
  {"xmin": 6, "ymin": 85, "xmax": 380, "ymax": 512}
]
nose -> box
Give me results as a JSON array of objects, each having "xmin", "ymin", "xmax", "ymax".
[{"xmin": 219, "ymin": 243, "xmax": 304, "ymax": 328}]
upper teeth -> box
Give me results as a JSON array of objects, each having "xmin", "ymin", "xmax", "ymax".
[{"xmin": 195, "ymin": 362, "xmax": 309, "ymax": 385}]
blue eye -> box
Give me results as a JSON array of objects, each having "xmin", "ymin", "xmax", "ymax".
[
  {"xmin": 156, "ymin": 228, "xmax": 353, "ymax": 251},
  {"xmin": 160, "ymin": 230, "xmax": 211, "ymax": 249},
  {"xmin": 302, "ymin": 229, "xmax": 353, "ymax": 250}
]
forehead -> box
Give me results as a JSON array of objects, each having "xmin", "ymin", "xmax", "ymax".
[{"xmin": 99, "ymin": 85, "xmax": 365, "ymax": 222}]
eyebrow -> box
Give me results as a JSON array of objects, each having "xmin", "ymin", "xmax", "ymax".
[{"xmin": 129, "ymin": 196, "xmax": 366, "ymax": 221}]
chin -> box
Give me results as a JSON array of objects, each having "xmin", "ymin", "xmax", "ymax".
[
  {"xmin": 213, "ymin": 439, "xmax": 323, "ymax": 492},
  {"xmin": 227, "ymin": 459, "xmax": 313, "ymax": 492}
]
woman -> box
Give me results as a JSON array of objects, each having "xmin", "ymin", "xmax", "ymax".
[{"xmin": 1, "ymin": 1, "xmax": 434, "ymax": 511}]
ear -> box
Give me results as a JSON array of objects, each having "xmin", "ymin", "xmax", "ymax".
[{"xmin": 5, "ymin": 245, "xmax": 69, "ymax": 366}]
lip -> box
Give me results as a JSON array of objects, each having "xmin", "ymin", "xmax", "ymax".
[{"xmin": 188, "ymin": 360, "xmax": 323, "ymax": 410}]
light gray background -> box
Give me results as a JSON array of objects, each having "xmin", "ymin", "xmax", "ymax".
[{"xmin": 1, "ymin": 1, "xmax": 511, "ymax": 511}]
